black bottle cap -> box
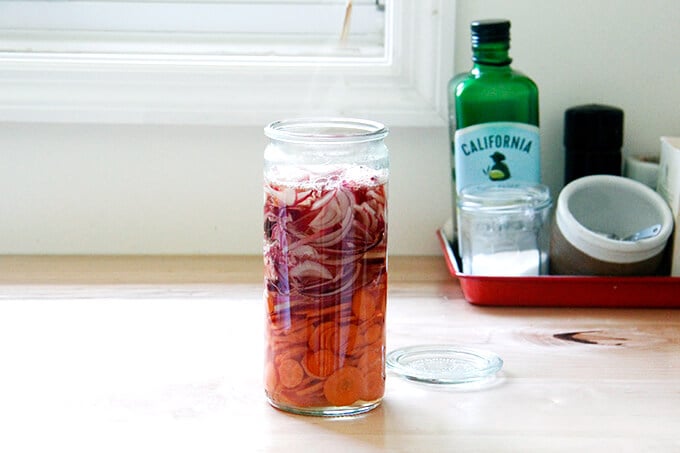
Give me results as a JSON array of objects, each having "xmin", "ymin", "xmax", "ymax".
[
  {"xmin": 471, "ymin": 19, "xmax": 511, "ymax": 45},
  {"xmin": 564, "ymin": 104, "xmax": 624, "ymax": 150}
]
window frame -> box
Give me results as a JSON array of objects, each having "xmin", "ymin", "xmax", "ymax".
[{"xmin": 0, "ymin": 0, "xmax": 454, "ymax": 126}]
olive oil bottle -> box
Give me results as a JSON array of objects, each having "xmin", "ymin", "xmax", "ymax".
[{"xmin": 448, "ymin": 19, "xmax": 540, "ymax": 196}]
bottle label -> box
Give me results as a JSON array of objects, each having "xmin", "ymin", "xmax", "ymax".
[{"xmin": 454, "ymin": 122, "xmax": 540, "ymax": 193}]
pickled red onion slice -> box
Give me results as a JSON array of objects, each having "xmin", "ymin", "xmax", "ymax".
[{"xmin": 263, "ymin": 170, "xmax": 386, "ymax": 299}]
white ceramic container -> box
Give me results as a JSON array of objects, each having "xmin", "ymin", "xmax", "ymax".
[{"xmin": 551, "ymin": 175, "xmax": 673, "ymax": 276}]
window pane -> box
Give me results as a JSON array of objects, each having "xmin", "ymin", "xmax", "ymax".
[
  {"xmin": 0, "ymin": 1, "xmax": 453, "ymax": 126},
  {"xmin": 0, "ymin": 0, "xmax": 388, "ymax": 63}
]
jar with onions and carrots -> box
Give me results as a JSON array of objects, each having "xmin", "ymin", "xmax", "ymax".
[{"xmin": 263, "ymin": 118, "xmax": 389, "ymax": 416}]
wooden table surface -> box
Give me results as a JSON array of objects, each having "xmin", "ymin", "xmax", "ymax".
[{"xmin": 1, "ymin": 255, "xmax": 678, "ymax": 452}]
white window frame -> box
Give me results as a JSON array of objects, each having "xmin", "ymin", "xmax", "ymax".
[{"xmin": 0, "ymin": 0, "xmax": 454, "ymax": 126}]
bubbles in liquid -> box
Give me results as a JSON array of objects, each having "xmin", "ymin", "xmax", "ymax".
[{"xmin": 267, "ymin": 164, "xmax": 388, "ymax": 190}]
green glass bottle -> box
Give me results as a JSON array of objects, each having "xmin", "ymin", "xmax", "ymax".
[{"xmin": 448, "ymin": 19, "xmax": 540, "ymax": 196}]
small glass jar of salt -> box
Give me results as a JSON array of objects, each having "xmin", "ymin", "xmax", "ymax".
[{"xmin": 457, "ymin": 182, "xmax": 552, "ymax": 276}]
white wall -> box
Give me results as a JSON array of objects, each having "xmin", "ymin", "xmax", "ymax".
[
  {"xmin": 0, "ymin": 123, "xmax": 450, "ymax": 255},
  {"xmin": 1, "ymin": 0, "xmax": 678, "ymax": 255}
]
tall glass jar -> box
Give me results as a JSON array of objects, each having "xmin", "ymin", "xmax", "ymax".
[{"xmin": 263, "ymin": 118, "xmax": 389, "ymax": 416}]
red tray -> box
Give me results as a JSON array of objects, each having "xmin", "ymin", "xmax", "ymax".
[{"xmin": 437, "ymin": 229, "xmax": 680, "ymax": 308}]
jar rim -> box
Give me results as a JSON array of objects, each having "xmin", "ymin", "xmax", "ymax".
[
  {"xmin": 264, "ymin": 117, "xmax": 389, "ymax": 144},
  {"xmin": 457, "ymin": 182, "xmax": 552, "ymax": 213}
]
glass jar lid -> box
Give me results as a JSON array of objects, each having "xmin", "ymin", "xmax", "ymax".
[{"xmin": 386, "ymin": 345, "xmax": 503, "ymax": 385}]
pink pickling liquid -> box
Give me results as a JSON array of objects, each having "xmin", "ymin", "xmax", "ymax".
[{"xmin": 263, "ymin": 168, "xmax": 387, "ymax": 412}]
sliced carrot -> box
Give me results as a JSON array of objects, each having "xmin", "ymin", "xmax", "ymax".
[
  {"xmin": 322, "ymin": 326, "xmax": 338, "ymax": 351},
  {"xmin": 296, "ymin": 378, "xmax": 325, "ymax": 396},
  {"xmin": 329, "ymin": 323, "xmax": 359, "ymax": 355},
  {"xmin": 362, "ymin": 323, "xmax": 383, "ymax": 347},
  {"xmin": 360, "ymin": 370, "xmax": 384, "ymax": 402},
  {"xmin": 282, "ymin": 321, "xmax": 313, "ymax": 344},
  {"xmin": 283, "ymin": 385, "xmax": 327, "ymax": 408},
  {"xmin": 351, "ymin": 287, "xmax": 377, "ymax": 321},
  {"xmin": 357, "ymin": 346, "xmax": 384, "ymax": 374},
  {"xmin": 303, "ymin": 349, "xmax": 337, "ymax": 378},
  {"xmin": 265, "ymin": 362, "xmax": 278, "ymax": 392},
  {"xmin": 267, "ymin": 291, "xmax": 276, "ymax": 315},
  {"xmin": 323, "ymin": 366, "xmax": 363, "ymax": 407},
  {"xmin": 266, "ymin": 293, "xmax": 295, "ymax": 327},
  {"xmin": 278, "ymin": 358, "xmax": 305, "ymax": 389},
  {"xmin": 273, "ymin": 345, "xmax": 308, "ymax": 364},
  {"xmin": 356, "ymin": 313, "xmax": 383, "ymax": 334},
  {"xmin": 308, "ymin": 321, "xmax": 335, "ymax": 351},
  {"xmin": 314, "ymin": 302, "xmax": 353, "ymax": 320},
  {"xmin": 266, "ymin": 265, "xmax": 387, "ymax": 409},
  {"xmin": 270, "ymin": 388, "xmax": 297, "ymax": 407}
]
